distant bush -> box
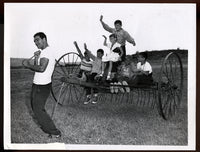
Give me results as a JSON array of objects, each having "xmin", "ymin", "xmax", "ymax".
[{"xmin": 10, "ymin": 49, "xmax": 188, "ymax": 68}]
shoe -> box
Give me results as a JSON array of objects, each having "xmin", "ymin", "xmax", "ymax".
[
  {"xmin": 87, "ymin": 94, "xmax": 91, "ymax": 99},
  {"xmin": 84, "ymin": 95, "xmax": 91, "ymax": 104},
  {"xmin": 118, "ymin": 82, "xmax": 125, "ymax": 93},
  {"xmin": 48, "ymin": 130, "xmax": 61, "ymax": 138},
  {"xmin": 48, "ymin": 134, "xmax": 61, "ymax": 138},
  {"xmin": 106, "ymin": 75, "xmax": 111, "ymax": 80},
  {"xmin": 110, "ymin": 83, "xmax": 114, "ymax": 93},
  {"xmin": 91, "ymin": 100, "xmax": 97, "ymax": 104},
  {"xmin": 91, "ymin": 94, "xmax": 98, "ymax": 104},
  {"xmin": 122, "ymin": 81, "xmax": 130, "ymax": 93},
  {"xmin": 84, "ymin": 101, "xmax": 90, "ymax": 104},
  {"xmin": 114, "ymin": 82, "xmax": 118, "ymax": 93}
]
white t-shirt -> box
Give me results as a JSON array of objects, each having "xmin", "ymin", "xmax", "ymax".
[
  {"xmin": 33, "ymin": 46, "xmax": 55, "ymax": 85},
  {"xmin": 137, "ymin": 61, "xmax": 152, "ymax": 74},
  {"xmin": 102, "ymin": 42, "xmax": 121, "ymax": 62}
]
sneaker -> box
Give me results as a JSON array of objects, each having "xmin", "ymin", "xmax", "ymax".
[
  {"xmin": 48, "ymin": 130, "xmax": 61, "ymax": 138},
  {"xmin": 91, "ymin": 100, "xmax": 97, "ymax": 104},
  {"xmin": 106, "ymin": 75, "xmax": 111, "ymax": 80},
  {"xmin": 86, "ymin": 94, "xmax": 91, "ymax": 99},
  {"xmin": 84, "ymin": 95, "xmax": 91, "ymax": 104},
  {"xmin": 92, "ymin": 93, "xmax": 98, "ymax": 104},
  {"xmin": 99, "ymin": 73, "xmax": 103, "ymax": 77},
  {"xmin": 110, "ymin": 83, "xmax": 114, "ymax": 93},
  {"xmin": 118, "ymin": 82, "xmax": 125, "ymax": 93},
  {"xmin": 114, "ymin": 82, "xmax": 118, "ymax": 93},
  {"xmin": 84, "ymin": 101, "xmax": 90, "ymax": 104},
  {"xmin": 122, "ymin": 81, "xmax": 130, "ymax": 93},
  {"xmin": 48, "ymin": 134, "xmax": 61, "ymax": 138}
]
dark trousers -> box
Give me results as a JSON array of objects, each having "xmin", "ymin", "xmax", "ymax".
[
  {"xmin": 130, "ymin": 74, "xmax": 154, "ymax": 85},
  {"xmin": 121, "ymin": 45, "xmax": 126, "ymax": 61},
  {"xmin": 85, "ymin": 73, "xmax": 98, "ymax": 95},
  {"xmin": 31, "ymin": 83, "xmax": 59, "ymax": 135}
]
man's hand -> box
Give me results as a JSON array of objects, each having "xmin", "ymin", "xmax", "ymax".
[
  {"xmin": 34, "ymin": 50, "xmax": 41, "ymax": 58},
  {"xmin": 73, "ymin": 41, "xmax": 78, "ymax": 46},
  {"xmin": 84, "ymin": 43, "xmax": 88, "ymax": 50},
  {"xmin": 100, "ymin": 15, "xmax": 103, "ymax": 22},
  {"xmin": 102, "ymin": 35, "xmax": 107, "ymax": 39}
]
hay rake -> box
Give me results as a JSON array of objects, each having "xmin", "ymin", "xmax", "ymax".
[{"xmin": 51, "ymin": 52, "xmax": 183, "ymax": 120}]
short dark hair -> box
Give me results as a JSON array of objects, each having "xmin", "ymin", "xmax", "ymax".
[
  {"xmin": 139, "ymin": 52, "xmax": 148, "ymax": 60},
  {"xmin": 97, "ymin": 49, "xmax": 104, "ymax": 55},
  {"xmin": 114, "ymin": 20, "xmax": 122, "ymax": 26},
  {"xmin": 34, "ymin": 32, "xmax": 47, "ymax": 41},
  {"xmin": 109, "ymin": 33, "xmax": 117, "ymax": 39},
  {"xmin": 84, "ymin": 51, "xmax": 88, "ymax": 56}
]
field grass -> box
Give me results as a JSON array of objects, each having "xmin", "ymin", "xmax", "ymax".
[{"xmin": 10, "ymin": 57, "xmax": 188, "ymax": 145}]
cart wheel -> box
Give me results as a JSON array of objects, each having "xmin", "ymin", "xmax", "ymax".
[
  {"xmin": 158, "ymin": 52, "xmax": 183, "ymax": 120},
  {"xmin": 51, "ymin": 52, "xmax": 85, "ymax": 105}
]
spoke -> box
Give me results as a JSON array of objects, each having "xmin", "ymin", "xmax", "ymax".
[
  {"xmin": 175, "ymin": 89, "xmax": 181, "ymax": 105},
  {"xmin": 68, "ymin": 85, "xmax": 73, "ymax": 104},
  {"xmin": 164, "ymin": 62, "xmax": 169, "ymax": 80},
  {"xmin": 74, "ymin": 55, "xmax": 79, "ymax": 63},
  {"xmin": 54, "ymin": 68, "xmax": 65, "ymax": 76},
  {"xmin": 169, "ymin": 58, "xmax": 175, "ymax": 83},
  {"xmin": 164, "ymin": 91, "xmax": 172, "ymax": 118},
  {"xmin": 170, "ymin": 88, "xmax": 177, "ymax": 116},
  {"xmin": 174, "ymin": 59, "xmax": 178, "ymax": 79},
  {"xmin": 72, "ymin": 54, "xmax": 75, "ymax": 65},
  {"xmin": 57, "ymin": 84, "xmax": 66, "ymax": 105},
  {"xmin": 57, "ymin": 64, "xmax": 68, "ymax": 76},
  {"xmin": 162, "ymin": 90, "xmax": 170, "ymax": 111},
  {"xmin": 72, "ymin": 85, "xmax": 80, "ymax": 102},
  {"xmin": 62, "ymin": 85, "xmax": 70, "ymax": 105}
]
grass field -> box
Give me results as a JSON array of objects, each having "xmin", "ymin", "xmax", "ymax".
[{"xmin": 10, "ymin": 53, "xmax": 188, "ymax": 145}]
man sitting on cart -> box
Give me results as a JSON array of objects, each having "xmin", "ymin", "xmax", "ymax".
[
  {"xmin": 115, "ymin": 51, "xmax": 153, "ymax": 93},
  {"xmin": 118, "ymin": 52, "xmax": 153, "ymax": 86}
]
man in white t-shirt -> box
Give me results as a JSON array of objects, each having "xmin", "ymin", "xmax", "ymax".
[{"xmin": 23, "ymin": 32, "xmax": 61, "ymax": 138}]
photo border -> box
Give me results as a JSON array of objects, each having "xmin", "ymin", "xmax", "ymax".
[{"xmin": 1, "ymin": 0, "xmax": 199, "ymax": 151}]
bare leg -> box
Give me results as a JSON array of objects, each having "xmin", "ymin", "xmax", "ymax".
[
  {"xmin": 107, "ymin": 61, "xmax": 113, "ymax": 80},
  {"xmin": 101, "ymin": 62, "xmax": 106, "ymax": 76}
]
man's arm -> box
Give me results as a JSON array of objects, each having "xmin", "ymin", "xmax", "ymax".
[
  {"xmin": 102, "ymin": 35, "xmax": 108, "ymax": 46},
  {"xmin": 84, "ymin": 43, "xmax": 96, "ymax": 61},
  {"xmin": 124, "ymin": 30, "xmax": 136, "ymax": 46},
  {"xmin": 24, "ymin": 57, "xmax": 49, "ymax": 72},
  {"xmin": 118, "ymin": 47, "xmax": 124, "ymax": 59},
  {"xmin": 73, "ymin": 41, "xmax": 84, "ymax": 59},
  {"xmin": 100, "ymin": 15, "xmax": 115, "ymax": 33}
]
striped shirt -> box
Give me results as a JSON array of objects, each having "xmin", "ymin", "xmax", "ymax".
[{"xmin": 80, "ymin": 58, "xmax": 92, "ymax": 72}]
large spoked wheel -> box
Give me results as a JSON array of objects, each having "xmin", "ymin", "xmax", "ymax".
[
  {"xmin": 158, "ymin": 52, "xmax": 183, "ymax": 120},
  {"xmin": 51, "ymin": 52, "xmax": 85, "ymax": 106}
]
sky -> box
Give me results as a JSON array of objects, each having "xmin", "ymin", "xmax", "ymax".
[{"xmin": 5, "ymin": 3, "xmax": 196, "ymax": 59}]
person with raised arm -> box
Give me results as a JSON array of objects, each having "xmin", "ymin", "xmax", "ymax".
[{"xmin": 100, "ymin": 15, "xmax": 136, "ymax": 61}]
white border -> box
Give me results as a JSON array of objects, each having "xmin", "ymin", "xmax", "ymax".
[{"xmin": 4, "ymin": 3, "xmax": 196, "ymax": 150}]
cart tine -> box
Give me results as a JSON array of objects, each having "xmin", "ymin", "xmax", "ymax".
[
  {"xmin": 142, "ymin": 89, "xmax": 146, "ymax": 107},
  {"xmin": 51, "ymin": 82, "xmax": 65, "ymax": 118},
  {"xmin": 147, "ymin": 89, "xmax": 151, "ymax": 107},
  {"xmin": 136, "ymin": 88, "xmax": 139, "ymax": 106}
]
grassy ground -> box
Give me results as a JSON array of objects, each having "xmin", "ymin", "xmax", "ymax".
[{"xmin": 10, "ymin": 60, "xmax": 188, "ymax": 145}]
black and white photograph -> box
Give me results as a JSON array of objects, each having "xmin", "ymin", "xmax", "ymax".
[{"xmin": 4, "ymin": 3, "xmax": 196, "ymax": 150}]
